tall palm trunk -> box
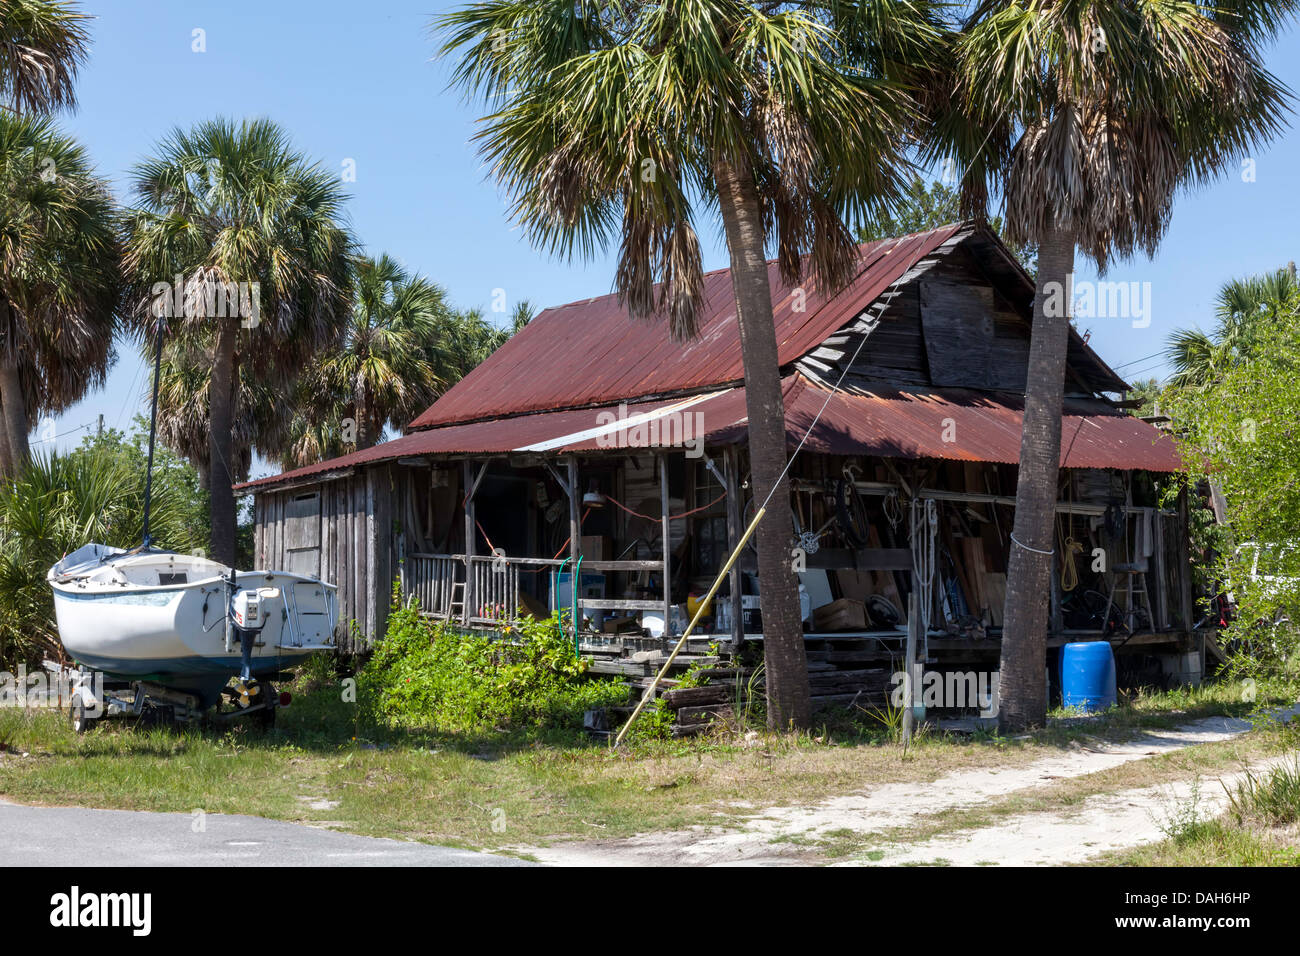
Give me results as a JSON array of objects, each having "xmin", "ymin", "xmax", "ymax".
[
  {"xmin": 355, "ymin": 382, "xmax": 375, "ymax": 450},
  {"xmin": 0, "ymin": 397, "xmax": 12, "ymax": 477},
  {"xmin": 209, "ymin": 317, "xmax": 239, "ymax": 565},
  {"xmin": 0, "ymin": 353, "xmax": 29, "ymax": 470},
  {"xmin": 714, "ymin": 154, "xmax": 811, "ymax": 731},
  {"xmin": 998, "ymin": 224, "xmax": 1075, "ymax": 731}
]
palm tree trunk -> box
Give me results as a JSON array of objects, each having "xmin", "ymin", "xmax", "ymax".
[
  {"xmin": 0, "ymin": 397, "xmax": 12, "ymax": 477},
  {"xmin": 0, "ymin": 353, "xmax": 30, "ymax": 470},
  {"xmin": 713, "ymin": 153, "xmax": 811, "ymax": 731},
  {"xmin": 356, "ymin": 385, "xmax": 374, "ymax": 450},
  {"xmin": 997, "ymin": 223, "xmax": 1075, "ymax": 731},
  {"xmin": 209, "ymin": 317, "xmax": 239, "ymax": 566}
]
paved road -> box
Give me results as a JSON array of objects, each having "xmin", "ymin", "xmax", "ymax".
[{"xmin": 0, "ymin": 799, "xmax": 529, "ymax": 866}]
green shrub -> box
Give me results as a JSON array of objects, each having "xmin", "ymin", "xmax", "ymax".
[{"xmin": 358, "ymin": 599, "xmax": 628, "ymax": 733}]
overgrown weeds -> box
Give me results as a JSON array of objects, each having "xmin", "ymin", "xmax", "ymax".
[
  {"xmin": 1225, "ymin": 758, "xmax": 1300, "ymax": 828},
  {"xmin": 357, "ymin": 598, "xmax": 628, "ymax": 734}
]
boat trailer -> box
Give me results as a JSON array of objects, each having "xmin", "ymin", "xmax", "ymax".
[{"xmin": 43, "ymin": 661, "xmax": 286, "ymax": 733}]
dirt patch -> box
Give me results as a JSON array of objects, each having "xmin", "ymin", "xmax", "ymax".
[
  {"xmin": 519, "ymin": 713, "xmax": 1272, "ymax": 866},
  {"xmin": 854, "ymin": 753, "xmax": 1295, "ymax": 866}
]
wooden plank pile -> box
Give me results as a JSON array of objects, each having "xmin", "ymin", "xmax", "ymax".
[
  {"xmin": 805, "ymin": 660, "xmax": 896, "ymax": 711},
  {"xmin": 601, "ymin": 650, "xmax": 900, "ymax": 739}
]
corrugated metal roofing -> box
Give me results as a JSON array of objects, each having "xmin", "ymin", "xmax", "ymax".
[
  {"xmin": 409, "ymin": 224, "xmax": 965, "ymax": 430},
  {"xmin": 754, "ymin": 377, "xmax": 1183, "ymax": 472},
  {"xmin": 236, "ymin": 393, "xmax": 715, "ymax": 491},
  {"xmin": 238, "ymin": 373, "xmax": 1180, "ymax": 492}
]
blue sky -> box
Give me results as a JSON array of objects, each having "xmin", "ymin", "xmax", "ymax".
[{"xmin": 43, "ymin": 0, "xmax": 1300, "ymax": 477}]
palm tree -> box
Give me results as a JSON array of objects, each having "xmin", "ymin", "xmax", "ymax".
[
  {"xmin": 1168, "ymin": 265, "xmax": 1300, "ymax": 389},
  {"xmin": 278, "ymin": 289, "xmax": 530, "ymax": 469},
  {"xmin": 935, "ymin": 0, "xmax": 1293, "ymax": 729},
  {"xmin": 319, "ymin": 254, "xmax": 452, "ymax": 450},
  {"xmin": 122, "ymin": 118, "xmax": 352, "ymax": 565},
  {"xmin": 0, "ymin": 111, "xmax": 119, "ymax": 476},
  {"xmin": 460, "ymin": 300, "xmax": 534, "ymax": 361},
  {"xmin": 436, "ymin": 0, "xmax": 946, "ymax": 730},
  {"xmin": 149, "ymin": 340, "xmax": 285, "ymax": 489},
  {"xmin": 0, "ymin": 0, "xmax": 90, "ymax": 113}
]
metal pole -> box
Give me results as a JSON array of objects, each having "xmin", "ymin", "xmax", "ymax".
[
  {"xmin": 140, "ymin": 318, "xmax": 166, "ymax": 549},
  {"xmin": 724, "ymin": 446, "xmax": 743, "ymax": 651},
  {"xmin": 903, "ymin": 588, "xmax": 918, "ymax": 746},
  {"xmin": 659, "ymin": 453, "xmax": 671, "ymax": 638}
]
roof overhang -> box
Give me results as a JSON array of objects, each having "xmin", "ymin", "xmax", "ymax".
[{"xmin": 238, "ymin": 375, "xmax": 1181, "ymax": 494}]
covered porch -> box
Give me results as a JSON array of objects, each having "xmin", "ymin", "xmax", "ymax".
[{"xmin": 246, "ymin": 373, "xmax": 1205, "ymax": 719}]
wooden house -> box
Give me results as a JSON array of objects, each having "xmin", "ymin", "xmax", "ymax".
[{"xmin": 237, "ymin": 222, "xmax": 1206, "ymax": 703}]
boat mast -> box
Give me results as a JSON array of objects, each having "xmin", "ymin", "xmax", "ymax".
[{"xmin": 140, "ymin": 316, "xmax": 165, "ymax": 549}]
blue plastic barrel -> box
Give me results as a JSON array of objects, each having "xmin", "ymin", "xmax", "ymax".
[{"xmin": 1060, "ymin": 641, "xmax": 1117, "ymax": 712}]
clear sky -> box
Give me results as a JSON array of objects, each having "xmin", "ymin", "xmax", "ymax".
[{"xmin": 41, "ymin": 0, "xmax": 1300, "ymax": 478}]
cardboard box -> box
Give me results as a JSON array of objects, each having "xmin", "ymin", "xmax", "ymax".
[
  {"xmin": 601, "ymin": 615, "xmax": 639, "ymax": 634},
  {"xmin": 812, "ymin": 598, "xmax": 868, "ymax": 632}
]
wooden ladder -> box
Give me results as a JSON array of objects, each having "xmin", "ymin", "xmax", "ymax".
[
  {"xmin": 448, "ymin": 580, "xmax": 466, "ymax": 622},
  {"xmin": 1104, "ymin": 562, "xmax": 1152, "ymax": 634}
]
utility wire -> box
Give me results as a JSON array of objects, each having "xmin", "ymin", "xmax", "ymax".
[
  {"xmin": 1110, "ymin": 350, "xmax": 1167, "ymax": 372},
  {"xmin": 30, "ymin": 422, "xmax": 93, "ymax": 445}
]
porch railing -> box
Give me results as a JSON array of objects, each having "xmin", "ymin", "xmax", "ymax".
[
  {"xmin": 405, "ymin": 552, "xmax": 567, "ymax": 626},
  {"xmin": 404, "ymin": 553, "xmax": 461, "ymax": 620}
]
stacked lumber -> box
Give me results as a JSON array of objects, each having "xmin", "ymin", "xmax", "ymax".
[
  {"xmin": 662, "ymin": 683, "xmax": 736, "ymax": 736},
  {"xmin": 807, "ymin": 667, "xmax": 894, "ymax": 711}
]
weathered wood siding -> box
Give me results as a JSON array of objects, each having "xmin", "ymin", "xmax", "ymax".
[{"xmin": 252, "ymin": 464, "xmax": 397, "ymax": 654}]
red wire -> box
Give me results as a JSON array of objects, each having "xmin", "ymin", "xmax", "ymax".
[
  {"xmin": 602, "ymin": 490, "xmax": 727, "ymax": 522},
  {"xmin": 474, "ymin": 488, "xmax": 721, "ymax": 570}
]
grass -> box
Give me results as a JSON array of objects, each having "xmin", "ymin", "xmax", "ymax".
[
  {"xmin": 0, "ymin": 671, "xmax": 1295, "ymax": 856},
  {"xmin": 1103, "ymin": 756, "xmax": 1300, "ymax": 866}
]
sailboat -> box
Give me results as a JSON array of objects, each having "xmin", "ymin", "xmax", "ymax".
[
  {"xmin": 45, "ymin": 316, "xmax": 338, "ymax": 720},
  {"xmin": 48, "ymin": 544, "xmax": 337, "ymax": 708}
]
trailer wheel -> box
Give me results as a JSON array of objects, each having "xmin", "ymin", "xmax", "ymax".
[{"xmin": 69, "ymin": 695, "xmax": 96, "ymax": 734}]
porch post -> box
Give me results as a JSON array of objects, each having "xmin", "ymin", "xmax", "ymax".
[
  {"xmin": 567, "ymin": 455, "xmax": 580, "ymax": 637},
  {"xmin": 1177, "ymin": 484, "xmax": 1194, "ymax": 631},
  {"xmin": 463, "ymin": 459, "xmax": 476, "ymax": 626},
  {"xmin": 1049, "ymin": 488, "xmax": 1064, "ymax": 636},
  {"xmin": 724, "ymin": 446, "xmax": 743, "ymax": 650},
  {"xmin": 1050, "ymin": 557, "xmax": 1063, "ymax": 635},
  {"xmin": 660, "ymin": 452, "xmax": 672, "ymax": 638}
]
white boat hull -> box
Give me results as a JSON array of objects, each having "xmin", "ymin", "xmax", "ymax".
[{"xmin": 48, "ymin": 545, "xmax": 338, "ymax": 705}]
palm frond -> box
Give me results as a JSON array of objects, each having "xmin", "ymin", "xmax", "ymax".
[{"xmin": 0, "ymin": 0, "xmax": 90, "ymax": 113}]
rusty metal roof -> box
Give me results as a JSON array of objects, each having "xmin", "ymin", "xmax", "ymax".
[
  {"xmin": 756, "ymin": 377, "xmax": 1183, "ymax": 471},
  {"xmin": 236, "ymin": 393, "xmax": 712, "ymax": 491},
  {"xmin": 239, "ymin": 373, "xmax": 1179, "ymax": 492},
  {"xmin": 409, "ymin": 224, "xmax": 965, "ymax": 430},
  {"xmin": 241, "ymin": 221, "xmax": 1162, "ymax": 493}
]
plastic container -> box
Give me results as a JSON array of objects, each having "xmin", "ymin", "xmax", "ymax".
[{"xmin": 1060, "ymin": 641, "xmax": 1117, "ymax": 712}]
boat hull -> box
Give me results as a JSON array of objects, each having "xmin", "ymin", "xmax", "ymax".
[{"xmin": 49, "ymin": 548, "xmax": 337, "ymax": 707}]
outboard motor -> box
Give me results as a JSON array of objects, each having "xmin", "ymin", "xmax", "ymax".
[{"xmin": 225, "ymin": 569, "xmax": 280, "ymax": 682}]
